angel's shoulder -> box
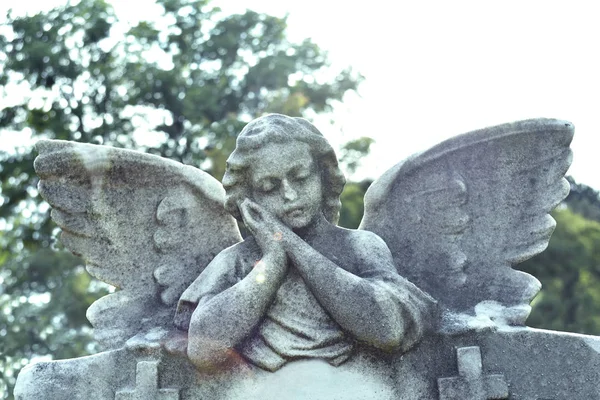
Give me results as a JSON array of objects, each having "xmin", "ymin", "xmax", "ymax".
[
  {"xmin": 210, "ymin": 237, "xmax": 255, "ymax": 262},
  {"xmin": 322, "ymin": 228, "xmax": 395, "ymax": 276},
  {"xmin": 205, "ymin": 237, "xmax": 259, "ymax": 276},
  {"xmin": 333, "ymin": 227, "xmax": 391, "ymax": 256}
]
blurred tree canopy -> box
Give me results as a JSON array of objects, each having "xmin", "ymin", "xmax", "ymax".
[
  {"xmin": 0, "ymin": 0, "xmax": 364, "ymax": 397},
  {"xmin": 3, "ymin": 0, "xmax": 600, "ymax": 399},
  {"xmin": 520, "ymin": 177, "xmax": 600, "ymax": 335},
  {"xmin": 563, "ymin": 176, "xmax": 600, "ymax": 223}
]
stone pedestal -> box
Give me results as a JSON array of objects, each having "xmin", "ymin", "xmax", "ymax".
[{"xmin": 16, "ymin": 327, "xmax": 600, "ymax": 399}]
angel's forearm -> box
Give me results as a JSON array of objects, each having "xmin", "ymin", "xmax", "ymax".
[
  {"xmin": 285, "ymin": 239, "xmax": 403, "ymax": 350},
  {"xmin": 186, "ymin": 252, "xmax": 286, "ymax": 367},
  {"xmin": 309, "ymin": 270, "xmax": 404, "ymax": 350}
]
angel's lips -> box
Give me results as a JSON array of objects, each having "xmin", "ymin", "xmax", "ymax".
[{"xmin": 285, "ymin": 206, "xmax": 305, "ymax": 218}]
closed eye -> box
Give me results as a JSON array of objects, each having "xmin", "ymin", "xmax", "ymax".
[
  {"xmin": 259, "ymin": 179, "xmax": 277, "ymax": 192},
  {"xmin": 292, "ymin": 168, "xmax": 311, "ymax": 181}
]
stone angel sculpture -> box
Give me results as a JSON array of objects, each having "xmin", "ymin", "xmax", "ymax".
[{"xmin": 21, "ymin": 113, "xmax": 577, "ymax": 399}]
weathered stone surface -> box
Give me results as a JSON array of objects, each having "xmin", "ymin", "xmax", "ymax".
[
  {"xmin": 437, "ymin": 346, "xmax": 508, "ymax": 399},
  {"xmin": 15, "ymin": 328, "xmax": 600, "ymax": 399},
  {"xmin": 115, "ymin": 361, "xmax": 179, "ymax": 400},
  {"xmin": 33, "ymin": 140, "xmax": 242, "ymax": 349},
  {"xmin": 361, "ymin": 119, "xmax": 573, "ymax": 327},
  {"xmin": 171, "ymin": 115, "xmax": 435, "ymax": 371},
  {"xmin": 16, "ymin": 114, "xmax": 595, "ymax": 399}
]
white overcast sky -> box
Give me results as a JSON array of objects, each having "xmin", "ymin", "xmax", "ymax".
[{"xmin": 2, "ymin": 1, "xmax": 600, "ymax": 188}]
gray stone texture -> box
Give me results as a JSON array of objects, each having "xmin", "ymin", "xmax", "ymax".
[
  {"xmin": 360, "ymin": 119, "xmax": 573, "ymax": 327},
  {"xmin": 15, "ymin": 115, "xmax": 594, "ymax": 399},
  {"xmin": 174, "ymin": 115, "xmax": 435, "ymax": 372},
  {"xmin": 15, "ymin": 329, "xmax": 600, "ymax": 399},
  {"xmin": 33, "ymin": 139, "xmax": 242, "ymax": 349}
]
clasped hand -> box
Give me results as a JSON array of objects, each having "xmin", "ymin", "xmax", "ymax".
[{"xmin": 239, "ymin": 199, "xmax": 291, "ymax": 259}]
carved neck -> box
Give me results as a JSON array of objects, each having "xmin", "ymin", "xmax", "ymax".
[{"xmin": 292, "ymin": 213, "xmax": 330, "ymax": 241}]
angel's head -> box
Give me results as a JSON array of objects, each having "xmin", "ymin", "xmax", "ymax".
[{"xmin": 222, "ymin": 114, "xmax": 345, "ymax": 228}]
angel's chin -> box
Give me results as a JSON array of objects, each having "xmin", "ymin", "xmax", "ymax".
[{"xmin": 280, "ymin": 211, "xmax": 310, "ymax": 229}]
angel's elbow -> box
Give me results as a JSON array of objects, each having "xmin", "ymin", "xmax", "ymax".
[
  {"xmin": 360, "ymin": 320, "xmax": 403, "ymax": 352},
  {"xmin": 373, "ymin": 329, "xmax": 403, "ymax": 352},
  {"xmin": 365, "ymin": 301, "xmax": 404, "ymax": 351},
  {"xmin": 354, "ymin": 308, "xmax": 403, "ymax": 351},
  {"xmin": 187, "ymin": 338, "xmax": 235, "ymax": 372},
  {"xmin": 188, "ymin": 352, "xmax": 224, "ymax": 372}
]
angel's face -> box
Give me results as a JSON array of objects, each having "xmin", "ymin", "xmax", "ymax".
[{"xmin": 249, "ymin": 141, "xmax": 322, "ymax": 229}]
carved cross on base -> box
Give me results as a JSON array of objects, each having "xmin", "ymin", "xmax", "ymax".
[
  {"xmin": 438, "ymin": 346, "xmax": 509, "ymax": 400},
  {"xmin": 115, "ymin": 360, "xmax": 179, "ymax": 400}
]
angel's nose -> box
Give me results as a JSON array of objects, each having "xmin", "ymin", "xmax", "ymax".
[{"xmin": 281, "ymin": 179, "xmax": 298, "ymax": 202}]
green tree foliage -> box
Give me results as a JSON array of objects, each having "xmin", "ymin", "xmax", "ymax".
[
  {"xmin": 520, "ymin": 177, "xmax": 600, "ymax": 335},
  {"xmin": 338, "ymin": 137, "xmax": 375, "ymax": 175},
  {"xmin": 6, "ymin": 2, "xmax": 599, "ymax": 398},
  {"xmin": 520, "ymin": 206, "xmax": 600, "ymax": 335},
  {"xmin": 338, "ymin": 179, "xmax": 371, "ymax": 229},
  {"xmin": 564, "ymin": 176, "xmax": 600, "ymax": 223},
  {"xmin": 0, "ymin": 1, "xmax": 362, "ymax": 397},
  {"xmin": 336, "ymin": 137, "xmax": 374, "ymax": 230}
]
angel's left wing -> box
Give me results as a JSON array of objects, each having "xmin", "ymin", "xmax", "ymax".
[
  {"xmin": 359, "ymin": 119, "xmax": 573, "ymax": 330},
  {"xmin": 34, "ymin": 140, "xmax": 242, "ymax": 349}
]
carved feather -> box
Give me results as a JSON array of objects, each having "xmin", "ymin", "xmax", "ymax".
[
  {"xmin": 34, "ymin": 140, "xmax": 242, "ymax": 349},
  {"xmin": 360, "ymin": 119, "xmax": 573, "ymax": 326}
]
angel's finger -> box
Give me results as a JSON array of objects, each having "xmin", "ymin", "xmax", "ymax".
[
  {"xmin": 240, "ymin": 200, "xmax": 259, "ymax": 229},
  {"xmin": 244, "ymin": 200, "xmax": 267, "ymax": 222},
  {"xmin": 248, "ymin": 200, "xmax": 283, "ymax": 225},
  {"xmin": 244, "ymin": 199, "xmax": 261, "ymax": 213}
]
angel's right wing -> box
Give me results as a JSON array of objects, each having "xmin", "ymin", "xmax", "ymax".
[
  {"xmin": 359, "ymin": 119, "xmax": 573, "ymax": 330},
  {"xmin": 34, "ymin": 140, "xmax": 242, "ymax": 349}
]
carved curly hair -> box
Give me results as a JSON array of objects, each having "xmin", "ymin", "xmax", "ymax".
[{"xmin": 222, "ymin": 114, "xmax": 346, "ymax": 225}]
